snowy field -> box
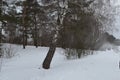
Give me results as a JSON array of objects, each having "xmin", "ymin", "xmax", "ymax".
[{"xmin": 0, "ymin": 44, "xmax": 120, "ymax": 80}]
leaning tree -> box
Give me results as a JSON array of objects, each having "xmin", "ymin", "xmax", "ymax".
[{"xmin": 42, "ymin": 0, "xmax": 99, "ymax": 69}]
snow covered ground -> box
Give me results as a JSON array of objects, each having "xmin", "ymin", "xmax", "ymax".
[{"xmin": 0, "ymin": 44, "xmax": 120, "ymax": 80}]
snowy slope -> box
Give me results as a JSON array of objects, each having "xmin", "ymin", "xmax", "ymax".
[{"xmin": 0, "ymin": 45, "xmax": 120, "ymax": 80}]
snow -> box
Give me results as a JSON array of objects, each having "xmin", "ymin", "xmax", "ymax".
[
  {"xmin": 0, "ymin": 44, "xmax": 120, "ymax": 80},
  {"xmin": 0, "ymin": 0, "xmax": 120, "ymax": 80}
]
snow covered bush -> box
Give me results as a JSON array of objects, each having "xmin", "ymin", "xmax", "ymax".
[
  {"xmin": 2, "ymin": 44, "xmax": 17, "ymax": 58},
  {"xmin": 65, "ymin": 48, "xmax": 78, "ymax": 59},
  {"xmin": 0, "ymin": 44, "xmax": 3, "ymax": 58},
  {"xmin": 65, "ymin": 48, "xmax": 94, "ymax": 59},
  {"xmin": 0, "ymin": 44, "xmax": 4, "ymax": 72}
]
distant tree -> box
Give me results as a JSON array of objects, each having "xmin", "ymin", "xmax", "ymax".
[
  {"xmin": 0, "ymin": 0, "xmax": 2, "ymax": 43},
  {"xmin": 91, "ymin": 0, "xmax": 116, "ymax": 31},
  {"xmin": 57, "ymin": 0, "xmax": 102, "ymax": 58},
  {"xmin": 0, "ymin": 0, "xmax": 7, "ymax": 57},
  {"xmin": 5, "ymin": 5, "xmax": 19, "ymax": 43},
  {"xmin": 0, "ymin": 0, "xmax": 8, "ymax": 43},
  {"xmin": 61, "ymin": 0, "xmax": 116, "ymax": 59},
  {"xmin": 28, "ymin": 0, "xmax": 46, "ymax": 48},
  {"xmin": 21, "ymin": 0, "xmax": 47, "ymax": 48}
]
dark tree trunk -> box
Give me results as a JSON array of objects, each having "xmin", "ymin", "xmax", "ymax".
[
  {"xmin": 0, "ymin": 32, "xmax": 1, "ymax": 43},
  {"xmin": 34, "ymin": 14, "xmax": 38, "ymax": 48},
  {"xmin": 42, "ymin": 45, "xmax": 56, "ymax": 69},
  {"xmin": 22, "ymin": 1, "xmax": 27, "ymax": 49},
  {"xmin": 25, "ymin": 32, "xmax": 27, "ymax": 45},
  {"xmin": 33, "ymin": 29, "xmax": 38, "ymax": 48},
  {"xmin": 23, "ymin": 30, "xmax": 26, "ymax": 49}
]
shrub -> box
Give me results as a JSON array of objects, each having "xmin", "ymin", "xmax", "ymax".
[
  {"xmin": 2, "ymin": 44, "xmax": 17, "ymax": 58},
  {"xmin": 65, "ymin": 48, "xmax": 94, "ymax": 59}
]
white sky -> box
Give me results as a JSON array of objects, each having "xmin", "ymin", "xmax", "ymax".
[{"xmin": 111, "ymin": 0, "xmax": 120, "ymax": 6}]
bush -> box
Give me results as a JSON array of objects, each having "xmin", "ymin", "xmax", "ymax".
[
  {"xmin": 0, "ymin": 43, "xmax": 3, "ymax": 58},
  {"xmin": 65, "ymin": 48, "xmax": 94, "ymax": 59},
  {"xmin": 2, "ymin": 44, "xmax": 17, "ymax": 58}
]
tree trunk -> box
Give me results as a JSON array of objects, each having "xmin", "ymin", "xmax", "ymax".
[
  {"xmin": 23, "ymin": 30, "xmax": 26, "ymax": 49},
  {"xmin": 0, "ymin": 32, "xmax": 1, "ymax": 44},
  {"xmin": 42, "ymin": 45, "xmax": 56, "ymax": 69},
  {"xmin": 34, "ymin": 14, "xmax": 38, "ymax": 48},
  {"xmin": 23, "ymin": 1, "xmax": 27, "ymax": 49}
]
